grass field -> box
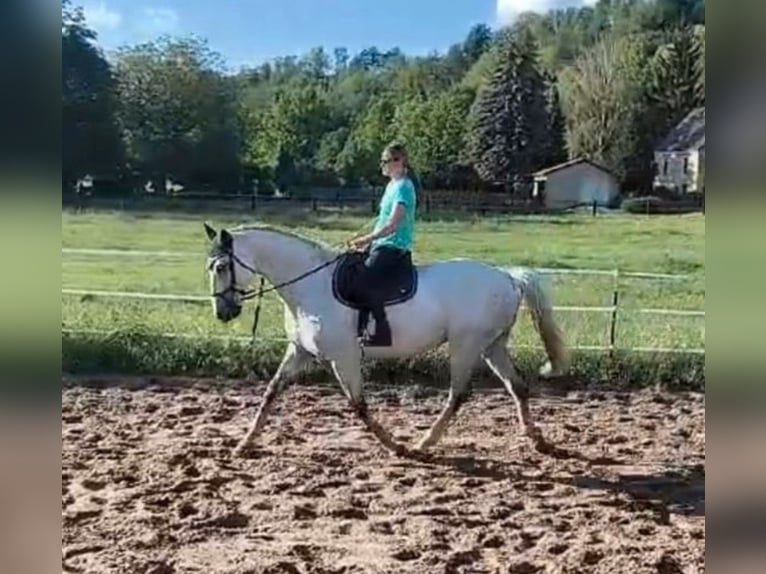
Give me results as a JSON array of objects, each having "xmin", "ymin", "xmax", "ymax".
[{"xmin": 62, "ymin": 206, "xmax": 705, "ymax": 355}]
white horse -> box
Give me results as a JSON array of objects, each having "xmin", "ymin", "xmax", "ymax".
[{"xmin": 203, "ymin": 223, "xmax": 569, "ymax": 458}]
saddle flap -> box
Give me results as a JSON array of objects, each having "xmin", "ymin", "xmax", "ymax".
[{"xmin": 332, "ymin": 251, "xmax": 418, "ymax": 309}]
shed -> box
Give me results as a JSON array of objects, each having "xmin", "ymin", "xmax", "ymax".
[
  {"xmin": 653, "ymin": 106, "xmax": 705, "ymax": 194},
  {"xmin": 532, "ymin": 158, "xmax": 620, "ymax": 209}
]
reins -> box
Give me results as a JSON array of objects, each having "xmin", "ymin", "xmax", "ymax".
[{"xmin": 242, "ymin": 253, "xmax": 345, "ymax": 343}]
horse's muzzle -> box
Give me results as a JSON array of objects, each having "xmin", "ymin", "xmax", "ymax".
[{"xmin": 216, "ymin": 305, "xmax": 242, "ymax": 322}]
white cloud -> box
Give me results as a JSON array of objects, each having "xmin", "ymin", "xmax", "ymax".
[
  {"xmin": 141, "ymin": 7, "xmax": 180, "ymax": 35},
  {"xmin": 83, "ymin": 2, "xmax": 122, "ymax": 32},
  {"xmin": 496, "ymin": 0, "xmax": 598, "ymax": 26}
]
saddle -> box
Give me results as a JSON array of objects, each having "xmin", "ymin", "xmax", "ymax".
[{"xmin": 332, "ymin": 250, "xmax": 418, "ymax": 337}]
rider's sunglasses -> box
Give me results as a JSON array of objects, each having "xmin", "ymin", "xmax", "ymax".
[{"xmin": 379, "ymin": 156, "xmax": 399, "ymax": 166}]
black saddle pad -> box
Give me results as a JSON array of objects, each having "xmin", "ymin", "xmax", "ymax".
[{"xmin": 332, "ymin": 250, "xmax": 418, "ymax": 309}]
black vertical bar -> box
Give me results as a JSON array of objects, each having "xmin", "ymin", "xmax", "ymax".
[{"xmin": 609, "ymin": 272, "xmax": 619, "ymax": 358}]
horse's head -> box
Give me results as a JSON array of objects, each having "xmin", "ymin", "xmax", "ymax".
[{"xmin": 204, "ymin": 223, "xmax": 256, "ymax": 322}]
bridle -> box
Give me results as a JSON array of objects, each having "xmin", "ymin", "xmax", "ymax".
[{"xmin": 210, "ymin": 249, "xmax": 262, "ymax": 303}]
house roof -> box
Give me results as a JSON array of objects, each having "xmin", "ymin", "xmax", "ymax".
[
  {"xmin": 532, "ymin": 157, "xmax": 615, "ymax": 178},
  {"xmin": 656, "ymin": 107, "xmax": 705, "ymax": 152}
]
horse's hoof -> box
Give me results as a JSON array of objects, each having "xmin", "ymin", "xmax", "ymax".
[
  {"xmin": 232, "ymin": 443, "xmax": 255, "ymax": 458},
  {"xmin": 407, "ymin": 448, "xmax": 433, "ymax": 462},
  {"xmin": 392, "ymin": 444, "xmax": 410, "ymax": 458},
  {"xmin": 525, "ymin": 424, "xmax": 543, "ymax": 440},
  {"xmin": 533, "ymin": 438, "xmax": 554, "ymax": 455}
]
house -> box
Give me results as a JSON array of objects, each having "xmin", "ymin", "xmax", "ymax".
[
  {"xmin": 653, "ymin": 107, "xmax": 705, "ymax": 194},
  {"xmin": 531, "ymin": 157, "xmax": 620, "ymax": 209}
]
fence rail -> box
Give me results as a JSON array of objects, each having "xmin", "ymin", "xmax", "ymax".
[
  {"xmin": 61, "ymin": 288, "xmax": 705, "ymax": 317},
  {"xmin": 62, "ymin": 246, "xmax": 704, "ymax": 355}
]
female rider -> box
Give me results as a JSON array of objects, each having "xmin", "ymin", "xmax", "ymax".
[{"xmin": 348, "ymin": 142, "xmax": 417, "ymax": 346}]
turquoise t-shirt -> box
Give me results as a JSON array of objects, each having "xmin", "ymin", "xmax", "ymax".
[{"xmin": 372, "ymin": 176, "xmax": 416, "ymax": 251}]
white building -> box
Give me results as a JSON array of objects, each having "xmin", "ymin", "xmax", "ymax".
[
  {"xmin": 532, "ymin": 157, "xmax": 620, "ymax": 209},
  {"xmin": 653, "ymin": 107, "xmax": 705, "ymax": 194}
]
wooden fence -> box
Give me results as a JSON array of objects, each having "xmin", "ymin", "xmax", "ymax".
[{"xmin": 64, "ymin": 188, "xmax": 614, "ymax": 216}]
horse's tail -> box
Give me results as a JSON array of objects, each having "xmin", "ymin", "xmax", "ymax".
[{"xmin": 504, "ymin": 266, "xmax": 570, "ymax": 378}]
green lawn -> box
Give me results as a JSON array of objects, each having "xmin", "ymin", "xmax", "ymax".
[{"xmin": 62, "ymin": 207, "xmax": 705, "ymax": 351}]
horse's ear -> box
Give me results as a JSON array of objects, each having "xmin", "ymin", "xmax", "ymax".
[
  {"xmin": 220, "ymin": 229, "xmax": 233, "ymax": 249},
  {"xmin": 204, "ymin": 222, "xmax": 217, "ymax": 241}
]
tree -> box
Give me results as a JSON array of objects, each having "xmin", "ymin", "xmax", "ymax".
[
  {"xmin": 335, "ymin": 97, "xmax": 396, "ymax": 184},
  {"xmin": 394, "ymin": 87, "xmax": 475, "ymax": 187},
  {"xmin": 466, "ymin": 30, "xmax": 549, "ymax": 191},
  {"xmin": 62, "ymin": 1, "xmax": 125, "ymax": 189},
  {"xmin": 463, "ymin": 24, "xmax": 493, "ymax": 64},
  {"xmin": 115, "ymin": 36, "xmax": 242, "ymax": 192},
  {"xmin": 544, "ymin": 78, "xmax": 568, "ymax": 166},
  {"xmin": 648, "ymin": 25, "xmax": 704, "ymax": 134},
  {"xmin": 333, "ymin": 47, "xmax": 349, "ymax": 72},
  {"xmin": 300, "ymin": 47, "xmax": 331, "ymax": 80},
  {"xmin": 558, "ymin": 34, "xmax": 651, "ymax": 181},
  {"xmin": 247, "ymin": 80, "xmax": 332, "ymax": 184}
]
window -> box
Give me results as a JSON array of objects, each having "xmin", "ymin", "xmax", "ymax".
[
  {"xmin": 663, "ymin": 158, "xmax": 668, "ymax": 175},
  {"xmin": 683, "ymin": 157, "xmax": 689, "ymax": 174}
]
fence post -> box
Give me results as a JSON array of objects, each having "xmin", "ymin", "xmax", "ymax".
[
  {"xmin": 592, "ymin": 200, "xmax": 597, "ymax": 216},
  {"xmin": 609, "ymin": 269, "xmax": 619, "ymax": 358}
]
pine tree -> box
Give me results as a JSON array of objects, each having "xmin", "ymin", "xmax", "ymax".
[
  {"xmin": 544, "ymin": 78, "xmax": 568, "ymax": 166},
  {"xmin": 516, "ymin": 30, "xmax": 550, "ymax": 171},
  {"xmin": 649, "ymin": 25, "xmax": 704, "ymax": 133},
  {"xmin": 466, "ymin": 30, "xmax": 548, "ymax": 192}
]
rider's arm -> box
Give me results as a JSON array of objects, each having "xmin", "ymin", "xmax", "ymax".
[{"xmin": 367, "ymin": 202, "xmax": 406, "ymax": 240}]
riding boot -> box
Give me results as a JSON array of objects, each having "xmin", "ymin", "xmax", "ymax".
[{"xmin": 362, "ymin": 307, "xmax": 392, "ymax": 347}]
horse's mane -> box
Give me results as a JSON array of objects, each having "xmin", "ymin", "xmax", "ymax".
[{"xmin": 232, "ymin": 223, "xmax": 339, "ymax": 258}]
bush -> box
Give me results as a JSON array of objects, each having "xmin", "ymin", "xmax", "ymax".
[{"xmin": 623, "ymin": 195, "xmax": 702, "ymax": 215}]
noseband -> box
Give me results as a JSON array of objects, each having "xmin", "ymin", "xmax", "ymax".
[{"xmin": 210, "ymin": 249, "xmax": 261, "ymax": 302}]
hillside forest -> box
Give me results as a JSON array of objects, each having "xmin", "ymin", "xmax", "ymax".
[{"xmin": 62, "ymin": 0, "xmax": 705, "ymax": 196}]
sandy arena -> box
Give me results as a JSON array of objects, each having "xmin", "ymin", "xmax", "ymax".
[{"xmin": 62, "ymin": 378, "xmax": 705, "ymax": 573}]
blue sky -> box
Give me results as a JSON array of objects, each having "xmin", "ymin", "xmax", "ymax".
[{"xmin": 80, "ymin": 1, "xmax": 596, "ymax": 70}]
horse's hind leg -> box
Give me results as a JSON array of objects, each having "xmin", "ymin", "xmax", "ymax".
[
  {"xmin": 233, "ymin": 342, "xmax": 312, "ymax": 456},
  {"xmin": 414, "ymin": 344, "xmax": 476, "ymax": 452},
  {"xmin": 482, "ymin": 337, "xmax": 549, "ymax": 452}
]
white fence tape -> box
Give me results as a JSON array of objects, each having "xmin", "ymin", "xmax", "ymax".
[
  {"xmin": 62, "ymin": 289, "xmax": 704, "ymax": 318},
  {"xmin": 63, "ymin": 248, "xmax": 197, "ymax": 258},
  {"xmin": 63, "ymin": 288, "xmax": 209, "ymax": 303}
]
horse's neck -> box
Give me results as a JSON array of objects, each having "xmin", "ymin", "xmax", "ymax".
[{"xmin": 239, "ymin": 230, "xmax": 335, "ymax": 307}]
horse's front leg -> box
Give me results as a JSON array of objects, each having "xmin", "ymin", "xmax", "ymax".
[
  {"xmin": 330, "ymin": 352, "xmax": 408, "ymax": 456},
  {"xmin": 233, "ymin": 342, "xmax": 312, "ymax": 456}
]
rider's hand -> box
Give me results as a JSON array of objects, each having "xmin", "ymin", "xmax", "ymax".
[{"xmin": 348, "ymin": 235, "xmax": 371, "ymax": 251}]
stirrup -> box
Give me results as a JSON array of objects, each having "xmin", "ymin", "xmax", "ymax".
[
  {"xmin": 360, "ymin": 332, "xmax": 392, "ymax": 347},
  {"xmin": 359, "ymin": 321, "xmax": 392, "ymax": 347}
]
